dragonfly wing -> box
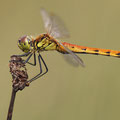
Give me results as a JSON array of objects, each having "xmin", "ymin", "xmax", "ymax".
[
  {"xmin": 40, "ymin": 8, "xmax": 51, "ymax": 34},
  {"xmin": 40, "ymin": 8, "xmax": 70, "ymax": 39},
  {"xmin": 56, "ymin": 40, "xmax": 85, "ymax": 67},
  {"xmin": 63, "ymin": 54, "xmax": 82, "ymax": 67},
  {"xmin": 41, "ymin": 8, "xmax": 85, "ymax": 67}
]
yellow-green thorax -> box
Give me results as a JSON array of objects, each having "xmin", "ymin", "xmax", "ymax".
[{"xmin": 34, "ymin": 34, "xmax": 58, "ymax": 52}]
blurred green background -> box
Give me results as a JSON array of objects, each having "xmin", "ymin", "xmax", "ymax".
[{"xmin": 1, "ymin": 0, "xmax": 120, "ymax": 120}]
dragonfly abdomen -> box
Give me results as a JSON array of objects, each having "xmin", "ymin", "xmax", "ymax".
[{"xmin": 62, "ymin": 42, "xmax": 120, "ymax": 58}]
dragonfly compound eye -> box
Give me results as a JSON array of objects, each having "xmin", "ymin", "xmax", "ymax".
[{"xmin": 18, "ymin": 35, "xmax": 33, "ymax": 53}]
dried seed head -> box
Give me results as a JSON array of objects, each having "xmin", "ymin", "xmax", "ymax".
[{"xmin": 9, "ymin": 56, "xmax": 29, "ymax": 92}]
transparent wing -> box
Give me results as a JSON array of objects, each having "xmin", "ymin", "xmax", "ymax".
[
  {"xmin": 40, "ymin": 8, "xmax": 51, "ymax": 34},
  {"xmin": 63, "ymin": 54, "xmax": 81, "ymax": 67},
  {"xmin": 40, "ymin": 8, "xmax": 85, "ymax": 67},
  {"xmin": 40, "ymin": 8, "xmax": 70, "ymax": 39},
  {"xmin": 56, "ymin": 40, "xmax": 85, "ymax": 67}
]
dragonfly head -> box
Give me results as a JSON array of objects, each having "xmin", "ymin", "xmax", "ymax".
[{"xmin": 18, "ymin": 35, "xmax": 34, "ymax": 53}]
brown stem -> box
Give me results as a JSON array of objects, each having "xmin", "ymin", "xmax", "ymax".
[
  {"xmin": 7, "ymin": 55, "xmax": 29, "ymax": 120},
  {"xmin": 7, "ymin": 89, "xmax": 17, "ymax": 120}
]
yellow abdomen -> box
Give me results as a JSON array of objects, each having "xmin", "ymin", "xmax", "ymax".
[{"xmin": 62, "ymin": 42, "xmax": 120, "ymax": 58}]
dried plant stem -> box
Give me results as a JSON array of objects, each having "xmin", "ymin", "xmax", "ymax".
[
  {"xmin": 7, "ymin": 56, "xmax": 29, "ymax": 120},
  {"xmin": 7, "ymin": 89, "xmax": 16, "ymax": 120}
]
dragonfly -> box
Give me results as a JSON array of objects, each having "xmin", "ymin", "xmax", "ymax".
[{"xmin": 17, "ymin": 8, "xmax": 120, "ymax": 83}]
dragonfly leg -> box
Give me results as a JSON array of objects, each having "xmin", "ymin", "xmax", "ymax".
[
  {"xmin": 13, "ymin": 52, "xmax": 31, "ymax": 57},
  {"xmin": 13, "ymin": 52, "xmax": 36, "ymax": 66},
  {"xmin": 23, "ymin": 53, "xmax": 33, "ymax": 64},
  {"xmin": 10, "ymin": 52, "xmax": 31, "ymax": 63},
  {"xmin": 23, "ymin": 52, "xmax": 36, "ymax": 66},
  {"xmin": 28, "ymin": 53, "xmax": 48, "ymax": 83}
]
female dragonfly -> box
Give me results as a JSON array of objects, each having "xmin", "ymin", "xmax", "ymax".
[{"xmin": 17, "ymin": 8, "xmax": 120, "ymax": 83}]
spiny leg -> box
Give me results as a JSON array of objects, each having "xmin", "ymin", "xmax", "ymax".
[
  {"xmin": 34, "ymin": 53, "xmax": 48, "ymax": 80},
  {"xmin": 28, "ymin": 53, "xmax": 48, "ymax": 83},
  {"xmin": 34, "ymin": 53, "xmax": 48, "ymax": 79},
  {"xmin": 25, "ymin": 52, "xmax": 36, "ymax": 66},
  {"xmin": 27, "ymin": 54, "xmax": 43, "ymax": 83},
  {"xmin": 13, "ymin": 52, "xmax": 31, "ymax": 57},
  {"xmin": 23, "ymin": 53, "xmax": 33, "ymax": 64},
  {"xmin": 14, "ymin": 52, "xmax": 36, "ymax": 65},
  {"xmin": 10, "ymin": 52, "xmax": 31, "ymax": 63}
]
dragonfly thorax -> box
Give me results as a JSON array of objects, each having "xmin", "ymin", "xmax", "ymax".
[
  {"xmin": 18, "ymin": 35, "xmax": 34, "ymax": 53},
  {"xmin": 35, "ymin": 34, "xmax": 58, "ymax": 52}
]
